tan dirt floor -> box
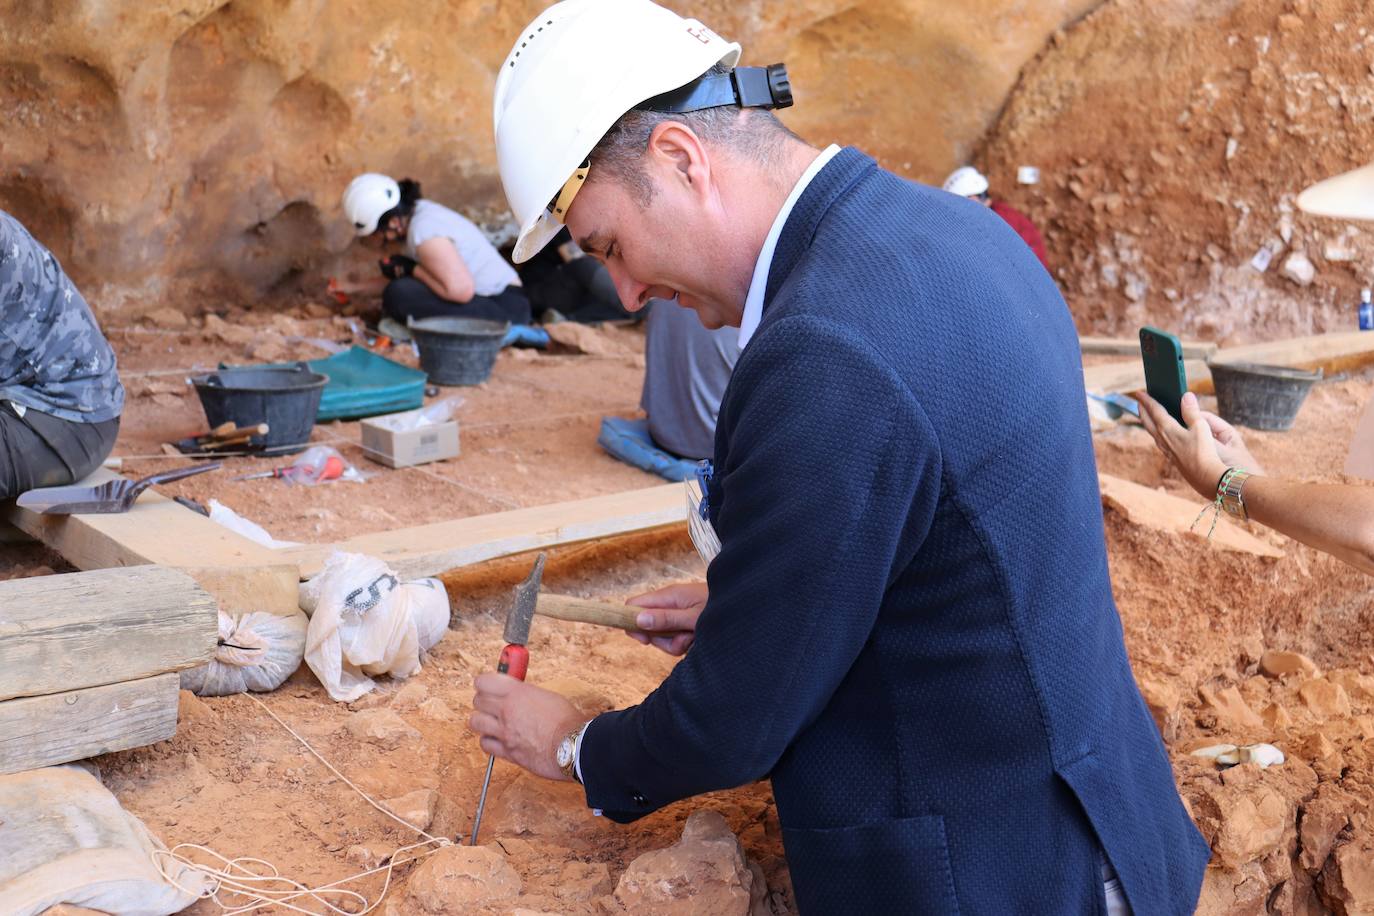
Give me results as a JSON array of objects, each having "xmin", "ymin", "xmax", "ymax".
[{"xmin": 10, "ymin": 302, "xmax": 1374, "ymax": 913}]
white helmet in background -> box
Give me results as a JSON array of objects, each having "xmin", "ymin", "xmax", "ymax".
[
  {"xmin": 342, "ymin": 173, "xmax": 401, "ymax": 236},
  {"xmin": 493, "ymin": 0, "xmax": 742, "ymax": 263},
  {"xmin": 1298, "ymin": 163, "xmax": 1374, "ymax": 221},
  {"xmin": 943, "ymin": 166, "xmax": 990, "ymax": 198}
]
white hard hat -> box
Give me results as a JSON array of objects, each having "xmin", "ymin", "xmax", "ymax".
[
  {"xmin": 342, "ymin": 173, "xmax": 401, "ymax": 236},
  {"xmin": 493, "ymin": 0, "xmax": 741, "ymax": 264},
  {"xmin": 943, "ymin": 166, "xmax": 989, "ymax": 198},
  {"xmin": 1298, "ymin": 163, "xmax": 1374, "ymax": 221}
]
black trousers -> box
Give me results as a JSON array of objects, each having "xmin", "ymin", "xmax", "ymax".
[
  {"xmin": 383, "ymin": 278, "xmax": 533, "ymax": 325},
  {"xmin": 0, "ymin": 401, "xmax": 120, "ymax": 500},
  {"xmin": 525, "ymin": 257, "xmax": 632, "ymax": 323}
]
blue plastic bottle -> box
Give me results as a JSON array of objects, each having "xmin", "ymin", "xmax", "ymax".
[{"xmin": 1361, "ymin": 288, "xmax": 1373, "ymax": 332}]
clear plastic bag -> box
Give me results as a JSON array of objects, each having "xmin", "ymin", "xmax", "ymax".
[
  {"xmin": 180, "ymin": 610, "xmax": 308, "ymax": 696},
  {"xmin": 301, "ymin": 552, "xmax": 451, "ymax": 702}
]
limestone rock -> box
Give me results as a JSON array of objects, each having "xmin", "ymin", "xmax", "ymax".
[
  {"xmin": 487, "ymin": 771, "xmax": 593, "ymax": 837},
  {"xmin": 615, "ymin": 810, "xmax": 761, "ymax": 915},
  {"xmin": 545, "ymin": 322, "xmax": 633, "ymax": 357},
  {"xmin": 203, "ymin": 313, "xmax": 257, "ymax": 346},
  {"xmin": 392, "ymin": 680, "xmax": 430, "ymax": 708},
  {"xmin": 404, "ymin": 845, "xmax": 522, "ymax": 913},
  {"xmin": 383, "ymin": 787, "xmax": 437, "ymax": 832},
  {"xmin": 1137, "ymin": 675, "xmax": 1181, "ymax": 743},
  {"xmin": 1299, "ymin": 786, "xmax": 1351, "ymax": 875},
  {"xmin": 1299, "ymin": 679, "xmax": 1352, "ymax": 718},
  {"xmin": 538, "ymin": 676, "xmax": 615, "ymax": 718},
  {"xmin": 1261, "ymin": 650, "xmax": 1319, "ymax": 679},
  {"xmin": 1193, "ymin": 783, "xmax": 1290, "ymax": 869},
  {"xmin": 417, "ymin": 697, "xmax": 457, "ymax": 721},
  {"xmin": 1320, "ymin": 841, "xmax": 1374, "ymax": 915},
  {"xmin": 342, "ymin": 708, "xmax": 421, "ymax": 750},
  {"xmin": 1281, "ymin": 251, "xmax": 1316, "ymax": 286},
  {"xmin": 145, "ymin": 306, "xmax": 189, "ymax": 329},
  {"xmin": 1200, "ymin": 684, "xmax": 1266, "ymax": 732},
  {"xmin": 1194, "ymin": 861, "xmax": 1269, "ymax": 916},
  {"xmin": 555, "ymin": 860, "xmax": 614, "ymax": 901}
]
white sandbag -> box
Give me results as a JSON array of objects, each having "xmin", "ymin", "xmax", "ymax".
[
  {"xmin": 303, "ymin": 552, "xmax": 452, "ymax": 702},
  {"xmin": 180, "ymin": 610, "xmax": 308, "ymax": 696},
  {"xmin": 407, "ymin": 577, "xmax": 451, "ymax": 652},
  {"xmin": 0, "ymin": 764, "xmax": 211, "ymax": 916}
]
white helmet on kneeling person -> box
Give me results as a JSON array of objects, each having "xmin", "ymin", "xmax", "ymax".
[{"xmin": 342, "ymin": 173, "xmax": 402, "ymax": 236}]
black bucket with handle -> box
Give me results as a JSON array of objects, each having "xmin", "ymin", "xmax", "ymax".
[
  {"xmin": 191, "ymin": 363, "xmax": 329, "ymax": 453},
  {"xmin": 408, "ymin": 317, "xmax": 509, "ymax": 386},
  {"xmin": 1209, "ymin": 361, "xmax": 1321, "ymax": 431}
]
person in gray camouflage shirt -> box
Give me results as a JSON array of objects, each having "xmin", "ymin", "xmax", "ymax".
[{"xmin": 1, "ymin": 209, "xmax": 124, "ymax": 499}]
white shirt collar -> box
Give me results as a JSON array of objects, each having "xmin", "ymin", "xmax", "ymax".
[{"xmin": 737, "ymin": 144, "xmax": 843, "ymax": 349}]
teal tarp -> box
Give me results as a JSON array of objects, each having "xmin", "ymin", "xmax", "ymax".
[{"xmin": 248, "ymin": 346, "xmax": 427, "ymax": 421}]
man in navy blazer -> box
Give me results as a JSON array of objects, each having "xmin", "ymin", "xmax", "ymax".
[{"xmin": 473, "ymin": 2, "xmax": 1211, "ymax": 912}]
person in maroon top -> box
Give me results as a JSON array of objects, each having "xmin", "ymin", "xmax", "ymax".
[{"xmin": 943, "ymin": 166, "xmax": 1051, "ymax": 272}]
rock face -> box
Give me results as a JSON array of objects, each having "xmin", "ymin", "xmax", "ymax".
[
  {"xmin": 404, "ymin": 844, "xmax": 523, "ymax": 913},
  {"xmin": 0, "ymin": 0, "xmax": 1098, "ymax": 314},
  {"xmin": 983, "ymin": 0, "xmax": 1374, "ymax": 340},
  {"xmin": 615, "ymin": 810, "xmax": 763, "ymax": 915}
]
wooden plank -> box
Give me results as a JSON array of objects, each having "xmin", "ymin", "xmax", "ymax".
[
  {"xmin": 283, "ymin": 482, "xmax": 686, "ymax": 579},
  {"xmin": 3, "ymin": 469, "xmax": 300, "ymax": 615},
  {"xmin": 0, "ymin": 673, "xmax": 179, "ymax": 775},
  {"xmin": 1083, "ymin": 359, "xmax": 1212, "ymax": 395},
  {"xmin": 1198, "ymin": 331, "xmax": 1374, "ymax": 394},
  {"xmin": 1080, "ymin": 336, "xmax": 1217, "ymax": 359},
  {"xmin": 0, "ymin": 566, "xmax": 216, "ymax": 702}
]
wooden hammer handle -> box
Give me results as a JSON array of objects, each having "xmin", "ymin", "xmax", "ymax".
[{"xmin": 535, "ymin": 593, "xmax": 642, "ymax": 631}]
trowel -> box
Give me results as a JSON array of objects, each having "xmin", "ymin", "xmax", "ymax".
[{"xmin": 15, "ymin": 463, "xmax": 222, "ymax": 514}]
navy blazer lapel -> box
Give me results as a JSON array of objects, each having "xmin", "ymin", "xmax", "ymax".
[{"xmin": 762, "ymin": 147, "xmax": 877, "ymax": 310}]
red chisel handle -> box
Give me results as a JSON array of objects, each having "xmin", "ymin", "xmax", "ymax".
[{"xmin": 498, "ymin": 644, "xmax": 529, "ymax": 681}]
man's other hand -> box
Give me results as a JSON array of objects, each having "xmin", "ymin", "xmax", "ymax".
[
  {"xmin": 625, "ymin": 581, "xmax": 708, "ymax": 656},
  {"xmin": 470, "ymin": 674, "xmax": 584, "ymax": 781}
]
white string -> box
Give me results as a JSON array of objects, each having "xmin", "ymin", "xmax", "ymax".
[{"xmin": 152, "ymin": 693, "xmax": 454, "ymax": 914}]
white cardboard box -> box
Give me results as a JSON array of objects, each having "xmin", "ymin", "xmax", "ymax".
[{"xmin": 360, "ymin": 408, "xmax": 460, "ymax": 468}]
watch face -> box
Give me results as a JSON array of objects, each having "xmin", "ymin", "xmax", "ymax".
[{"xmin": 557, "ymin": 736, "xmax": 574, "ymax": 768}]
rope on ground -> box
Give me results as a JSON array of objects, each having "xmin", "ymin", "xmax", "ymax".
[{"xmin": 151, "ymin": 693, "xmax": 453, "ymax": 915}]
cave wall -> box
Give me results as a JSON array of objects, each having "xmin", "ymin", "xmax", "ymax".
[{"xmin": 0, "ymin": 0, "xmax": 1099, "ymax": 314}]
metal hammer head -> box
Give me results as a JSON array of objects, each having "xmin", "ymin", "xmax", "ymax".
[{"xmin": 504, "ymin": 552, "xmax": 546, "ymax": 645}]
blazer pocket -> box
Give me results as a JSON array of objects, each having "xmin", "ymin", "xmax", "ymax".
[{"xmin": 782, "ymin": 814, "xmax": 961, "ymax": 915}]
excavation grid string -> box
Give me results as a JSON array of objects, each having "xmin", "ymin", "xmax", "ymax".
[{"xmin": 152, "ymin": 694, "xmax": 454, "ymax": 915}]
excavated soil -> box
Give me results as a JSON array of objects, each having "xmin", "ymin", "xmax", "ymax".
[
  {"xmin": 981, "ymin": 0, "xmax": 1374, "ymax": 343},
  {"xmin": 9, "ymin": 298, "xmax": 1364, "ymax": 914}
]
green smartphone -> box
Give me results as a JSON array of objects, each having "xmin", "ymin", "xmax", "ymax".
[{"xmin": 1139, "ymin": 326, "xmax": 1188, "ymax": 424}]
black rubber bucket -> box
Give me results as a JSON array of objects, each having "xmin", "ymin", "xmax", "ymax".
[
  {"xmin": 1209, "ymin": 361, "xmax": 1322, "ymax": 431},
  {"xmin": 408, "ymin": 317, "xmax": 509, "ymax": 386},
  {"xmin": 191, "ymin": 363, "xmax": 329, "ymax": 453}
]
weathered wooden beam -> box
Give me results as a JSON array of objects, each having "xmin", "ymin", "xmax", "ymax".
[
  {"xmin": 3, "ymin": 469, "xmax": 300, "ymax": 615},
  {"xmin": 0, "ymin": 566, "xmax": 216, "ymax": 702},
  {"xmin": 283, "ymin": 482, "xmax": 686, "ymax": 580},
  {"xmin": 0, "ymin": 673, "xmax": 179, "ymax": 776},
  {"xmin": 1198, "ymin": 330, "xmax": 1374, "ymax": 394},
  {"xmin": 1080, "ymin": 336, "xmax": 1216, "ymax": 359},
  {"xmin": 1083, "ymin": 359, "xmax": 1212, "ymax": 395}
]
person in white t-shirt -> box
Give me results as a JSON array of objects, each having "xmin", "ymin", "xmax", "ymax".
[{"xmin": 335, "ymin": 173, "xmax": 532, "ymax": 325}]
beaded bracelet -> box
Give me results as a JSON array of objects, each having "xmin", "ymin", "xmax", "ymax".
[{"xmin": 1191, "ymin": 467, "xmax": 1250, "ymax": 540}]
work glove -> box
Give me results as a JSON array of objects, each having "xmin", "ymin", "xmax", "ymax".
[{"xmin": 379, "ymin": 254, "xmax": 418, "ymax": 280}]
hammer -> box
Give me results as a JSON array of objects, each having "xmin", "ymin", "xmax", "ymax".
[{"xmin": 469, "ymin": 552, "xmax": 644, "ymax": 844}]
